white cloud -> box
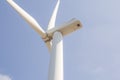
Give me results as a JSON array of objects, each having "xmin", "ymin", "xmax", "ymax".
[{"xmin": 0, "ymin": 74, "xmax": 11, "ymax": 80}]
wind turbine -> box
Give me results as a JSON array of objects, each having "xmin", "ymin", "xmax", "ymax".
[{"xmin": 6, "ymin": 0, "xmax": 82, "ymax": 80}]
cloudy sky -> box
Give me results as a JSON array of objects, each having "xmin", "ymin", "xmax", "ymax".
[
  {"xmin": 1, "ymin": 0, "xmax": 120, "ymax": 80},
  {"xmin": 0, "ymin": 74, "xmax": 11, "ymax": 80}
]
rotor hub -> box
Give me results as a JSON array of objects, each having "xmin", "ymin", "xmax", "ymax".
[{"xmin": 42, "ymin": 33, "xmax": 53, "ymax": 43}]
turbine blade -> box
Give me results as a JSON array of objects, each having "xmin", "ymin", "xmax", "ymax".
[
  {"xmin": 45, "ymin": 41, "xmax": 51, "ymax": 52},
  {"xmin": 7, "ymin": 0, "xmax": 46, "ymax": 38},
  {"xmin": 47, "ymin": 0, "xmax": 60, "ymax": 30}
]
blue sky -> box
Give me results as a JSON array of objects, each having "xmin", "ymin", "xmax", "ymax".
[{"xmin": 1, "ymin": 0, "xmax": 120, "ymax": 80}]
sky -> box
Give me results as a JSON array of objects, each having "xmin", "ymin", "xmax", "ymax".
[{"xmin": 1, "ymin": 0, "xmax": 120, "ymax": 80}]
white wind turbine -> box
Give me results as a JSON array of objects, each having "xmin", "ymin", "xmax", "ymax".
[{"xmin": 7, "ymin": 0, "xmax": 82, "ymax": 80}]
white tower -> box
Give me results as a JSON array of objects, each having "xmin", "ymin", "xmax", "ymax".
[{"xmin": 7, "ymin": 0, "xmax": 82, "ymax": 80}]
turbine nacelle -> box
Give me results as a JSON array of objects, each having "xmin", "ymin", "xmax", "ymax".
[
  {"xmin": 42, "ymin": 18, "xmax": 82, "ymax": 43},
  {"xmin": 47, "ymin": 18, "xmax": 82, "ymax": 38}
]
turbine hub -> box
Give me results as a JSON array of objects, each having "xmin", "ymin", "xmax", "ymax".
[{"xmin": 42, "ymin": 33, "xmax": 52, "ymax": 43}]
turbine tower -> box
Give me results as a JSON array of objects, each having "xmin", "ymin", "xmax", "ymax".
[{"xmin": 7, "ymin": 0, "xmax": 82, "ymax": 80}]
